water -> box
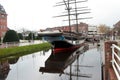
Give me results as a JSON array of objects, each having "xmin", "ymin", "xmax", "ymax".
[
  {"xmin": 6, "ymin": 50, "xmax": 51, "ymax": 80},
  {"xmin": 5, "ymin": 49, "xmax": 79, "ymax": 80},
  {"xmin": 0, "ymin": 44, "xmax": 102, "ymax": 80}
]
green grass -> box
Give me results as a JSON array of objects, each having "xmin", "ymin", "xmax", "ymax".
[{"xmin": 0, "ymin": 42, "xmax": 52, "ymax": 59}]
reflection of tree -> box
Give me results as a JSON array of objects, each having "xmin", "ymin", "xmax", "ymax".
[
  {"xmin": 0, "ymin": 57, "xmax": 19, "ymax": 79},
  {"xmin": 8, "ymin": 57, "xmax": 19, "ymax": 64},
  {"xmin": 0, "ymin": 60, "xmax": 10, "ymax": 79}
]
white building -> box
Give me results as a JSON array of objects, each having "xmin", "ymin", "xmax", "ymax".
[{"xmin": 88, "ymin": 25, "xmax": 97, "ymax": 37}]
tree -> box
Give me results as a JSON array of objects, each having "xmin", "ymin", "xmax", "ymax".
[
  {"xmin": 36, "ymin": 35, "xmax": 42, "ymax": 40},
  {"xmin": 18, "ymin": 33, "xmax": 23, "ymax": 40},
  {"xmin": 98, "ymin": 24, "xmax": 110, "ymax": 34},
  {"xmin": 3, "ymin": 30, "xmax": 19, "ymax": 43},
  {"xmin": 28, "ymin": 32, "xmax": 35, "ymax": 40},
  {"xmin": 97, "ymin": 24, "xmax": 111, "ymax": 39}
]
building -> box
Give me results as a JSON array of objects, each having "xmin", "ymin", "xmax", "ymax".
[
  {"xmin": 88, "ymin": 25, "xmax": 97, "ymax": 36},
  {"xmin": 0, "ymin": 4, "xmax": 8, "ymax": 40},
  {"xmin": 62, "ymin": 22, "xmax": 88, "ymax": 33},
  {"xmin": 39, "ymin": 22, "xmax": 88, "ymax": 38},
  {"xmin": 113, "ymin": 20, "xmax": 120, "ymax": 36},
  {"xmin": 45, "ymin": 22, "xmax": 88, "ymax": 33},
  {"xmin": 114, "ymin": 20, "xmax": 120, "ymax": 28}
]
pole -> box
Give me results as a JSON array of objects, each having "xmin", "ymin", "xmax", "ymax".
[
  {"xmin": 67, "ymin": 1, "xmax": 72, "ymax": 80},
  {"xmin": 67, "ymin": 0, "xmax": 73, "ymax": 43},
  {"xmin": 75, "ymin": 0, "xmax": 79, "ymax": 33}
]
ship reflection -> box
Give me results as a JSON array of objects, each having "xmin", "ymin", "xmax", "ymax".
[
  {"xmin": 39, "ymin": 45, "xmax": 86, "ymax": 74},
  {"xmin": 39, "ymin": 40, "xmax": 89, "ymax": 74}
]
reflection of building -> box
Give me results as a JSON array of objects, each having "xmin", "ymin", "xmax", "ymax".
[{"xmin": 0, "ymin": 4, "xmax": 8, "ymax": 40}]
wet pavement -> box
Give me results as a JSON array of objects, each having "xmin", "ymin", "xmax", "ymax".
[{"xmin": 1, "ymin": 43, "xmax": 102, "ymax": 80}]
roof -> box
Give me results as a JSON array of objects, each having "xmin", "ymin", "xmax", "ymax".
[{"xmin": 0, "ymin": 4, "xmax": 6, "ymax": 14}]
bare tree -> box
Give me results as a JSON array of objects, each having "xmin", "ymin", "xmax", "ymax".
[
  {"xmin": 97, "ymin": 24, "xmax": 111, "ymax": 40},
  {"xmin": 97, "ymin": 24, "xmax": 110, "ymax": 34}
]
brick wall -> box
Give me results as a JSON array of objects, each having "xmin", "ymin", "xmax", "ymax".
[
  {"xmin": 0, "ymin": 14, "xmax": 8, "ymax": 38},
  {"xmin": 104, "ymin": 41, "xmax": 117, "ymax": 80}
]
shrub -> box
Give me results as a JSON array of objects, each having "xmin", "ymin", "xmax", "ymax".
[
  {"xmin": 28, "ymin": 32, "xmax": 35, "ymax": 40},
  {"xmin": 18, "ymin": 33, "xmax": 23, "ymax": 40},
  {"xmin": 3, "ymin": 30, "xmax": 19, "ymax": 43}
]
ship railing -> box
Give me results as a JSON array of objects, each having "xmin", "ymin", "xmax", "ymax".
[{"xmin": 111, "ymin": 44, "xmax": 120, "ymax": 80}]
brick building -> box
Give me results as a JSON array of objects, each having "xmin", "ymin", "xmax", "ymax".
[
  {"xmin": 113, "ymin": 20, "xmax": 120, "ymax": 36},
  {"xmin": 0, "ymin": 4, "xmax": 8, "ymax": 40},
  {"xmin": 43, "ymin": 22, "xmax": 88, "ymax": 37},
  {"xmin": 46, "ymin": 22, "xmax": 88, "ymax": 33},
  {"xmin": 62, "ymin": 22, "xmax": 88, "ymax": 33},
  {"xmin": 114, "ymin": 20, "xmax": 120, "ymax": 28}
]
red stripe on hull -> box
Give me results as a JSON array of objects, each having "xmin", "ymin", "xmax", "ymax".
[{"xmin": 53, "ymin": 45, "xmax": 80, "ymax": 54}]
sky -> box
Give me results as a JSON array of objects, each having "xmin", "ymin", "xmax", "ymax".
[{"xmin": 0, "ymin": 0, "xmax": 120, "ymax": 31}]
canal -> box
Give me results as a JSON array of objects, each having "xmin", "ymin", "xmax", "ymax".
[{"xmin": 0, "ymin": 42, "xmax": 102, "ymax": 80}]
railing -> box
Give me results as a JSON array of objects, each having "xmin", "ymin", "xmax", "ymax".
[{"xmin": 111, "ymin": 44, "xmax": 120, "ymax": 80}]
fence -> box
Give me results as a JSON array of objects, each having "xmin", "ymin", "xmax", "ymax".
[
  {"xmin": 111, "ymin": 44, "xmax": 120, "ymax": 80},
  {"xmin": 0, "ymin": 40, "xmax": 42, "ymax": 48}
]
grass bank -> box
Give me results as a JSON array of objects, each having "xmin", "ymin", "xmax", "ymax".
[{"xmin": 0, "ymin": 42, "xmax": 52, "ymax": 59}]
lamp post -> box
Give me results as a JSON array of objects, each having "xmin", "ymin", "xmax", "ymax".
[
  {"xmin": 31, "ymin": 32, "xmax": 34, "ymax": 42},
  {"xmin": 112, "ymin": 30, "xmax": 115, "ymax": 40}
]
